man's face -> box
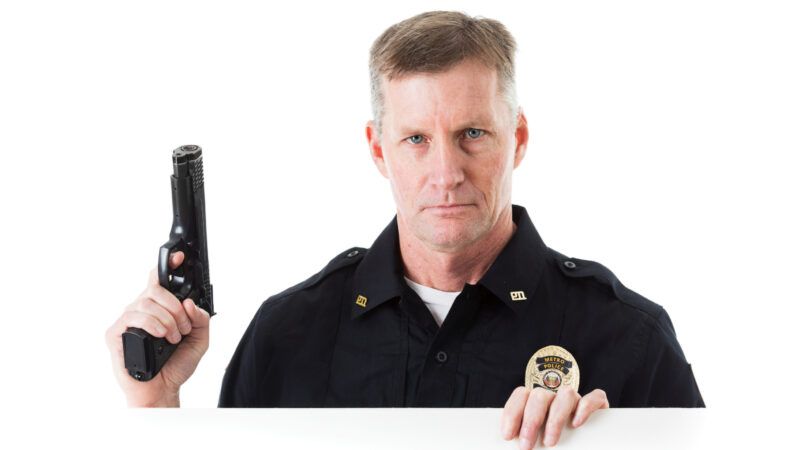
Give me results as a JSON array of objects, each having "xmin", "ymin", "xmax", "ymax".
[{"xmin": 367, "ymin": 58, "xmax": 528, "ymax": 253}]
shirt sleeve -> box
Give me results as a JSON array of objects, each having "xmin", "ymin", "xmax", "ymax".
[{"xmin": 618, "ymin": 308, "xmax": 705, "ymax": 407}]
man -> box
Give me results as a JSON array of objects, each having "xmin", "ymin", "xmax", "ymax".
[{"xmin": 106, "ymin": 10, "xmax": 703, "ymax": 449}]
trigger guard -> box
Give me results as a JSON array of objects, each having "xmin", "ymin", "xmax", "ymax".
[
  {"xmin": 168, "ymin": 258, "xmax": 197, "ymax": 301},
  {"xmin": 158, "ymin": 238, "xmax": 194, "ymax": 299},
  {"xmin": 168, "ymin": 264, "xmax": 190, "ymax": 300}
]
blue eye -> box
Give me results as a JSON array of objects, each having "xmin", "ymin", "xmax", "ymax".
[
  {"xmin": 465, "ymin": 128, "xmax": 484, "ymax": 139},
  {"xmin": 406, "ymin": 135, "xmax": 425, "ymax": 144}
]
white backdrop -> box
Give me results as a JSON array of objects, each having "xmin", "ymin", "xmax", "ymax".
[{"xmin": 1, "ymin": 0, "xmax": 797, "ymax": 447}]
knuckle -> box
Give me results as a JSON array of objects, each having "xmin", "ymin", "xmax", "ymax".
[
  {"xmin": 146, "ymin": 285, "xmax": 181, "ymax": 312},
  {"xmin": 120, "ymin": 310, "xmax": 134, "ymax": 323},
  {"xmin": 144, "ymin": 284, "xmax": 160, "ymax": 301},
  {"xmin": 501, "ymin": 408, "xmax": 519, "ymax": 427},
  {"xmin": 557, "ymin": 385, "xmax": 576, "ymax": 398},
  {"xmin": 532, "ymin": 387, "xmax": 555, "ymax": 403},
  {"xmin": 141, "ymin": 300, "xmax": 161, "ymax": 318},
  {"xmin": 161, "ymin": 311, "xmax": 177, "ymax": 328},
  {"xmin": 591, "ymin": 389, "xmax": 609, "ymax": 407},
  {"xmin": 137, "ymin": 296, "xmax": 152, "ymax": 310},
  {"xmin": 175, "ymin": 306, "xmax": 190, "ymax": 323},
  {"xmin": 148, "ymin": 269, "xmax": 159, "ymax": 286},
  {"xmin": 547, "ymin": 413, "xmax": 565, "ymax": 429},
  {"xmin": 505, "ymin": 386, "xmax": 528, "ymax": 408},
  {"xmin": 518, "ymin": 423, "xmax": 533, "ymax": 440},
  {"xmin": 513, "ymin": 386, "xmax": 530, "ymax": 398},
  {"xmin": 567, "ymin": 387, "xmax": 581, "ymax": 401},
  {"xmin": 521, "ymin": 416, "xmax": 543, "ymax": 437},
  {"xmin": 514, "ymin": 385, "xmax": 529, "ymax": 395}
]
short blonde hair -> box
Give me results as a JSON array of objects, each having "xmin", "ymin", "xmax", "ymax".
[{"xmin": 369, "ymin": 11, "xmax": 518, "ymax": 136}]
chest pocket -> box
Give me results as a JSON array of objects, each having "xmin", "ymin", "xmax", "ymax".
[{"xmin": 325, "ymin": 305, "xmax": 407, "ymax": 406}]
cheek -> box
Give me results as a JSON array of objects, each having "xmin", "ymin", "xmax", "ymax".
[
  {"xmin": 385, "ymin": 151, "xmax": 420, "ymax": 204},
  {"xmin": 470, "ymin": 151, "xmax": 514, "ymax": 203}
]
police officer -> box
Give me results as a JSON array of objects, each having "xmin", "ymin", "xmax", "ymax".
[{"xmin": 106, "ymin": 10, "xmax": 703, "ymax": 449}]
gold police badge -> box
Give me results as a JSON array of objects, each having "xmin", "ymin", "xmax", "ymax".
[{"xmin": 525, "ymin": 345, "xmax": 580, "ymax": 393}]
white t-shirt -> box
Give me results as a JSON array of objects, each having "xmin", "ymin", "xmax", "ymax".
[{"xmin": 403, "ymin": 276, "xmax": 462, "ymax": 327}]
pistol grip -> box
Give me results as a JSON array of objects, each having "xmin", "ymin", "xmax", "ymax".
[{"xmin": 122, "ymin": 327, "xmax": 178, "ymax": 382}]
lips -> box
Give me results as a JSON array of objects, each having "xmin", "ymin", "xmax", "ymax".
[
  {"xmin": 427, "ymin": 203, "xmax": 471, "ymax": 208},
  {"xmin": 425, "ymin": 203, "xmax": 474, "ymax": 214}
]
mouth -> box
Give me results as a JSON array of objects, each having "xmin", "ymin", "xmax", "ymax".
[{"xmin": 425, "ymin": 203, "xmax": 474, "ymax": 215}]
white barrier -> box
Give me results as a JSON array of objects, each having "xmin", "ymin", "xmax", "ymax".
[{"xmin": 12, "ymin": 408, "xmax": 718, "ymax": 449}]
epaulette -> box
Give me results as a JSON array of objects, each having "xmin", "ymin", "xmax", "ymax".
[
  {"xmin": 267, "ymin": 246, "xmax": 367, "ymax": 302},
  {"xmin": 549, "ymin": 248, "xmax": 664, "ymax": 319}
]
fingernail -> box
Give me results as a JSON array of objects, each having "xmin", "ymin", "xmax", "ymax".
[
  {"xmin": 519, "ymin": 438, "xmax": 531, "ymax": 450},
  {"xmin": 170, "ymin": 332, "xmax": 181, "ymax": 343},
  {"xmin": 544, "ymin": 433, "xmax": 554, "ymax": 447}
]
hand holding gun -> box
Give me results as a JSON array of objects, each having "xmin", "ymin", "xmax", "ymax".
[{"xmin": 105, "ymin": 145, "xmax": 214, "ymax": 406}]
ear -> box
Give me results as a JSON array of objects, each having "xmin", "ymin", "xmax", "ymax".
[
  {"xmin": 366, "ymin": 120, "xmax": 389, "ymax": 179},
  {"xmin": 512, "ymin": 107, "xmax": 529, "ymax": 169}
]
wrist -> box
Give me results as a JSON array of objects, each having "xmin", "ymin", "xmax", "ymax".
[{"xmin": 127, "ymin": 389, "xmax": 180, "ymax": 408}]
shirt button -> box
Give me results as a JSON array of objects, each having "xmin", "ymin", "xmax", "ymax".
[
  {"xmin": 435, "ymin": 350, "xmax": 448, "ymax": 363},
  {"xmin": 346, "ymin": 250, "xmax": 359, "ymax": 257},
  {"xmin": 563, "ymin": 260, "xmax": 576, "ymax": 269}
]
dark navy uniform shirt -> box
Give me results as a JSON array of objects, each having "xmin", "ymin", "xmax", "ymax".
[{"xmin": 218, "ymin": 204, "xmax": 704, "ymax": 407}]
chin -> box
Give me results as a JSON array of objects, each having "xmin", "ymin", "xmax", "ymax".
[{"xmin": 420, "ymin": 222, "xmax": 482, "ymax": 251}]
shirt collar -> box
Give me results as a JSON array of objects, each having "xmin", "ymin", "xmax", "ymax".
[{"xmin": 351, "ymin": 204, "xmax": 548, "ymax": 319}]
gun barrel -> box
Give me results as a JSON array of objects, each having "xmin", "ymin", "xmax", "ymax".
[{"xmin": 181, "ymin": 145, "xmax": 213, "ymax": 316}]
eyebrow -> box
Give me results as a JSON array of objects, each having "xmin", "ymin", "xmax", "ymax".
[{"xmin": 397, "ymin": 118, "xmax": 496, "ymax": 136}]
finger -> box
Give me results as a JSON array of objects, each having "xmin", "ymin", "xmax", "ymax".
[
  {"xmin": 543, "ymin": 386, "xmax": 581, "ymax": 447},
  {"xmin": 114, "ymin": 310, "xmax": 169, "ymax": 342},
  {"xmin": 183, "ymin": 298, "xmax": 210, "ymax": 330},
  {"xmin": 147, "ymin": 251, "xmax": 185, "ymax": 285},
  {"xmin": 519, "ymin": 387, "xmax": 555, "ymax": 450},
  {"xmin": 169, "ymin": 251, "xmax": 185, "ymax": 269},
  {"xmin": 572, "ymin": 389, "xmax": 610, "ymax": 428},
  {"xmin": 501, "ymin": 386, "xmax": 531, "ymax": 440},
  {"xmin": 131, "ymin": 297, "xmax": 183, "ymax": 344},
  {"xmin": 142, "ymin": 283, "xmax": 193, "ymax": 336}
]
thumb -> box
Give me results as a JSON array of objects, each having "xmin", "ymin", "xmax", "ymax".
[{"xmin": 183, "ymin": 298, "xmax": 210, "ymax": 329}]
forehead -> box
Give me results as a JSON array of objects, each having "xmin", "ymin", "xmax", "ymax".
[{"xmin": 382, "ymin": 59, "xmax": 504, "ymax": 128}]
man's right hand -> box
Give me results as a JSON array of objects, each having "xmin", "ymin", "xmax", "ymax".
[{"xmin": 105, "ymin": 251, "xmax": 210, "ymax": 407}]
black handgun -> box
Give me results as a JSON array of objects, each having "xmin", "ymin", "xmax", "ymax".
[{"xmin": 122, "ymin": 144, "xmax": 215, "ymax": 381}]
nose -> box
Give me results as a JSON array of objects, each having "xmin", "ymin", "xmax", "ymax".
[{"xmin": 428, "ymin": 137, "xmax": 466, "ymax": 191}]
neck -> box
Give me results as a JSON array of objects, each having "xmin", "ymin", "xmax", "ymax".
[{"xmin": 398, "ymin": 205, "xmax": 516, "ymax": 292}]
